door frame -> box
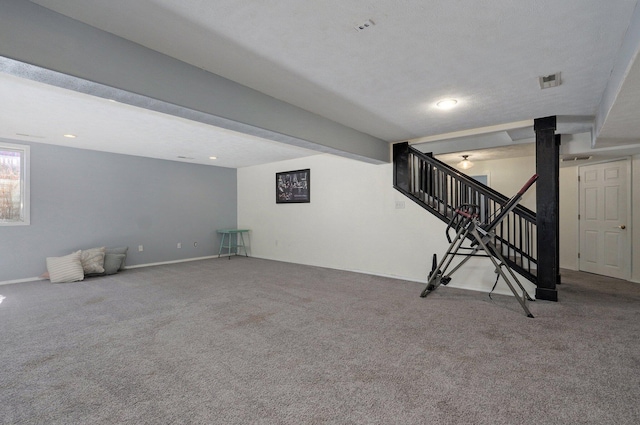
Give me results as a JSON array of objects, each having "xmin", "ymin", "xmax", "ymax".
[{"xmin": 577, "ymin": 157, "xmax": 632, "ymax": 280}]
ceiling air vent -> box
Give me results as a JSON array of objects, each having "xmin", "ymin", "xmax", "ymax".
[
  {"xmin": 539, "ymin": 72, "xmax": 561, "ymax": 89},
  {"xmin": 355, "ymin": 19, "xmax": 375, "ymax": 32},
  {"xmin": 561, "ymin": 155, "xmax": 592, "ymax": 162}
]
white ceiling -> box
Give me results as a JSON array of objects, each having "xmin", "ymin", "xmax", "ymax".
[
  {"xmin": 4, "ymin": 0, "xmax": 640, "ymax": 166},
  {"xmin": 0, "ymin": 72, "xmax": 319, "ymax": 168}
]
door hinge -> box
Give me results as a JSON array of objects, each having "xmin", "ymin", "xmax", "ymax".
[
  {"xmin": 578, "ymin": 175, "xmax": 581, "ymax": 182},
  {"xmin": 578, "ymin": 214, "xmax": 580, "ymax": 220},
  {"xmin": 578, "ymin": 252, "xmax": 581, "ymax": 259}
]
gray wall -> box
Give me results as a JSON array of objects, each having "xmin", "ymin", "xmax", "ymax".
[{"xmin": 0, "ymin": 140, "xmax": 237, "ymax": 282}]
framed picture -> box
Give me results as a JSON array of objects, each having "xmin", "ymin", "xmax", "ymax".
[{"xmin": 276, "ymin": 169, "xmax": 310, "ymax": 203}]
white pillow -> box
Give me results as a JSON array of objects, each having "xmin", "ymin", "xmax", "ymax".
[
  {"xmin": 80, "ymin": 247, "xmax": 106, "ymax": 274},
  {"xmin": 46, "ymin": 251, "xmax": 85, "ymax": 283}
]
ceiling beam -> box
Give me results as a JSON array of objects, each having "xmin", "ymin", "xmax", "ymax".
[
  {"xmin": 593, "ymin": 1, "xmax": 640, "ymax": 147},
  {"xmin": 405, "ymin": 120, "xmax": 534, "ymax": 145},
  {"xmin": 0, "ymin": 0, "xmax": 389, "ymax": 164}
]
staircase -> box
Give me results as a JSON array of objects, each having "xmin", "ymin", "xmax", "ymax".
[{"xmin": 393, "ymin": 142, "xmax": 537, "ymax": 284}]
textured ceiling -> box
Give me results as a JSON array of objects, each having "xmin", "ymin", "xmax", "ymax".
[{"xmin": 8, "ymin": 0, "xmax": 640, "ymax": 165}]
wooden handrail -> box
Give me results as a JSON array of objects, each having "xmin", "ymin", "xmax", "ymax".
[{"xmin": 393, "ymin": 142, "xmax": 537, "ymax": 283}]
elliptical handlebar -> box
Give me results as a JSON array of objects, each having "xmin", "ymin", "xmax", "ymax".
[
  {"xmin": 517, "ymin": 174, "xmax": 539, "ymax": 196},
  {"xmin": 421, "ymin": 176, "xmax": 537, "ymax": 317},
  {"xmin": 445, "ymin": 204, "xmax": 479, "ymax": 243},
  {"xmin": 482, "ymin": 174, "xmax": 538, "ymax": 233}
]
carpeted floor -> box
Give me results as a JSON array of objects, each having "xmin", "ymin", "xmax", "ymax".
[{"xmin": 1, "ymin": 258, "xmax": 639, "ymax": 424}]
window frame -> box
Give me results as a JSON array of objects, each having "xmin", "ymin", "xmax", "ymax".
[{"xmin": 0, "ymin": 141, "xmax": 30, "ymax": 226}]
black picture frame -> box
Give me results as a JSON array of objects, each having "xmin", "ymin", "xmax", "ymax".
[{"xmin": 276, "ymin": 169, "xmax": 310, "ymax": 203}]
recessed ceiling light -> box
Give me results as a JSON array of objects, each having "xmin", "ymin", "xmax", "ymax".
[
  {"xmin": 63, "ymin": 134, "xmax": 77, "ymax": 138},
  {"xmin": 436, "ymin": 99, "xmax": 458, "ymax": 110},
  {"xmin": 209, "ymin": 156, "xmax": 217, "ymax": 160}
]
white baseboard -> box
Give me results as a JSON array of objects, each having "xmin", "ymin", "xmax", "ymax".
[
  {"xmin": 247, "ymin": 254, "xmax": 528, "ymax": 298},
  {"xmin": 0, "ymin": 255, "xmax": 224, "ymax": 286},
  {"xmin": 0, "ymin": 276, "xmax": 46, "ymax": 286},
  {"xmin": 124, "ymin": 255, "xmax": 220, "ymax": 269}
]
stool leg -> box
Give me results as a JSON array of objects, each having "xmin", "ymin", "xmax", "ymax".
[
  {"xmin": 239, "ymin": 232, "xmax": 248, "ymax": 257},
  {"xmin": 218, "ymin": 233, "xmax": 225, "ymax": 258}
]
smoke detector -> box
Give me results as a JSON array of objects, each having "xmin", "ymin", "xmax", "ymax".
[{"xmin": 539, "ymin": 72, "xmax": 561, "ymax": 89}]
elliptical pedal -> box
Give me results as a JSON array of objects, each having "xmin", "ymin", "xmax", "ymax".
[{"xmin": 421, "ymin": 254, "xmax": 440, "ymax": 297}]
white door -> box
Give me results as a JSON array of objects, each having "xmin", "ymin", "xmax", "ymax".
[{"xmin": 579, "ymin": 160, "xmax": 630, "ymax": 280}]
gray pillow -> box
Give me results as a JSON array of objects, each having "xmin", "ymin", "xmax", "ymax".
[
  {"xmin": 103, "ymin": 253, "xmax": 126, "ymax": 275},
  {"xmin": 106, "ymin": 246, "xmax": 128, "ymax": 270},
  {"xmin": 80, "ymin": 247, "xmax": 106, "ymax": 274}
]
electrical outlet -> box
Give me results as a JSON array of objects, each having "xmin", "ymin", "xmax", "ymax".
[
  {"xmin": 177, "ymin": 243, "xmax": 182, "ymax": 249},
  {"xmin": 395, "ymin": 201, "xmax": 405, "ymax": 209},
  {"xmin": 138, "ymin": 245, "xmax": 143, "ymax": 252}
]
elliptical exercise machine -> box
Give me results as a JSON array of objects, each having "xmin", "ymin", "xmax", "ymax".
[{"xmin": 420, "ymin": 174, "xmax": 539, "ymax": 317}]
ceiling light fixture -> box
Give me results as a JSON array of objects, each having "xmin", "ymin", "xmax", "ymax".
[
  {"xmin": 436, "ymin": 98, "xmax": 458, "ymax": 110},
  {"xmin": 457, "ymin": 155, "xmax": 473, "ymax": 170},
  {"xmin": 63, "ymin": 134, "xmax": 77, "ymax": 138},
  {"xmin": 209, "ymin": 156, "xmax": 217, "ymax": 160}
]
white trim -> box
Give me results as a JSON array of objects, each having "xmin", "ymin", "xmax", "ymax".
[
  {"xmin": 0, "ymin": 255, "xmax": 225, "ymax": 285},
  {"xmin": 245, "ymin": 255, "xmax": 529, "ymax": 298},
  {"xmin": 0, "ymin": 256, "xmax": 518, "ymax": 296},
  {"xmin": 123, "ymin": 255, "xmax": 221, "ymax": 269},
  {"xmin": 0, "ymin": 141, "xmax": 30, "ymax": 226},
  {"xmin": 577, "ymin": 157, "xmax": 632, "ymax": 280},
  {"xmin": 0, "ymin": 276, "xmax": 46, "ymax": 286}
]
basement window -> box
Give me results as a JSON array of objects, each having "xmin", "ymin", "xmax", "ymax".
[{"xmin": 0, "ymin": 142, "xmax": 30, "ymax": 225}]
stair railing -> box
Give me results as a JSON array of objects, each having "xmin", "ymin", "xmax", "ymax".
[{"xmin": 393, "ymin": 142, "xmax": 537, "ymax": 283}]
